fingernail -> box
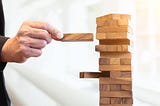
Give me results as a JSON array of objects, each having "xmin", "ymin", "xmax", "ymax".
[{"xmin": 57, "ymin": 33, "xmax": 64, "ymax": 39}]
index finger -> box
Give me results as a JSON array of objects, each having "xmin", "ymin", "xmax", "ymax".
[{"xmin": 25, "ymin": 21, "xmax": 64, "ymax": 40}]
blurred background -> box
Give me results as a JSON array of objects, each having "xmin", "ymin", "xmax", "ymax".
[{"xmin": 2, "ymin": 0, "xmax": 160, "ymax": 106}]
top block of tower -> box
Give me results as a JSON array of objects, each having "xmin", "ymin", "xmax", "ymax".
[{"xmin": 96, "ymin": 14, "xmax": 131, "ymax": 22}]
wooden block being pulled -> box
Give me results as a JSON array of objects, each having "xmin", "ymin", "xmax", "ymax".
[
  {"xmin": 99, "ymin": 65, "xmax": 131, "ymax": 71},
  {"xmin": 80, "ymin": 72, "xmax": 109, "ymax": 78},
  {"xmin": 100, "ymin": 53, "xmax": 131, "ymax": 58},
  {"xmin": 100, "ymin": 78, "xmax": 132, "ymax": 84},
  {"xmin": 96, "ymin": 14, "xmax": 131, "ymax": 21},
  {"xmin": 96, "ymin": 32, "xmax": 130, "ymax": 40},
  {"xmin": 96, "ymin": 19, "xmax": 130, "ymax": 27},
  {"xmin": 99, "ymin": 39, "xmax": 130, "ymax": 45},
  {"xmin": 62, "ymin": 33, "xmax": 93, "ymax": 41},
  {"xmin": 99, "ymin": 58, "xmax": 120, "ymax": 65},
  {"xmin": 100, "ymin": 91, "xmax": 132, "ymax": 98},
  {"xmin": 96, "ymin": 26, "xmax": 130, "ymax": 33},
  {"xmin": 96, "ymin": 45, "xmax": 130, "ymax": 52}
]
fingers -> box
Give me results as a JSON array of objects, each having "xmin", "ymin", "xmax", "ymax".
[
  {"xmin": 28, "ymin": 28, "xmax": 52, "ymax": 44},
  {"xmin": 22, "ymin": 37, "xmax": 47, "ymax": 49},
  {"xmin": 25, "ymin": 47, "xmax": 42, "ymax": 58},
  {"xmin": 24, "ymin": 21, "xmax": 64, "ymax": 40}
]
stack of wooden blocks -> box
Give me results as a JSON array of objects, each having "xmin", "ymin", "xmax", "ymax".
[{"xmin": 80, "ymin": 14, "xmax": 133, "ymax": 106}]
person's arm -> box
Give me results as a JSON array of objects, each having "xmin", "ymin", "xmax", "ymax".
[{"xmin": 1, "ymin": 21, "xmax": 63, "ymax": 63}]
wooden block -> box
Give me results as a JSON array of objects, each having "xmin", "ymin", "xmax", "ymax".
[
  {"xmin": 120, "ymin": 58, "xmax": 131, "ymax": 65},
  {"xmin": 99, "ymin": 65, "xmax": 131, "ymax": 71},
  {"xmin": 99, "ymin": 58, "xmax": 120, "ymax": 65},
  {"xmin": 100, "ymin": 91, "xmax": 132, "ymax": 98},
  {"xmin": 100, "ymin": 105, "xmax": 132, "ymax": 106},
  {"xmin": 80, "ymin": 72, "xmax": 110, "ymax": 78},
  {"xmin": 96, "ymin": 19, "xmax": 130, "ymax": 27},
  {"xmin": 121, "ymin": 85, "xmax": 132, "ymax": 91},
  {"xmin": 111, "ymin": 98, "xmax": 133, "ymax": 104},
  {"xmin": 96, "ymin": 26, "xmax": 130, "ymax": 33},
  {"xmin": 96, "ymin": 32, "xmax": 130, "ymax": 40},
  {"xmin": 100, "ymin": 53, "xmax": 131, "ymax": 58},
  {"xmin": 110, "ymin": 72, "xmax": 132, "ymax": 78},
  {"xmin": 99, "ymin": 39, "xmax": 130, "ymax": 45},
  {"xmin": 100, "ymin": 78, "xmax": 132, "ymax": 84},
  {"xmin": 100, "ymin": 98, "xmax": 110, "ymax": 104},
  {"xmin": 110, "ymin": 85, "xmax": 121, "ymax": 91},
  {"xmin": 122, "ymin": 98, "xmax": 133, "ymax": 104},
  {"xmin": 96, "ymin": 14, "xmax": 131, "ymax": 21},
  {"xmin": 61, "ymin": 33, "xmax": 93, "ymax": 41},
  {"xmin": 96, "ymin": 45, "xmax": 130, "ymax": 52},
  {"xmin": 111, "ymin": 98, "xmax": 122, "ymax": 104},
  {"xmin": 100, "ymin": 84, "xmax": 110, "ymax": 91}
]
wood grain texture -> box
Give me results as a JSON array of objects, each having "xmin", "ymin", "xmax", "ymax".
[
  {"xmin": 96, "ymin": 32, "xmax": 130, "ymax": 40},
  {"xmin": 121, "ymin": 85, "xmax": 132, "ymax": 91},
  {"xmin": 99, "ymin": 58, "xmax": 120, "ymax": 65},
  {"xmin": 100, "ymin": 53, "xmax": 131, "ymax": 58},
  {"xmin": 100, "ymin": 91, "xmax": 132, "ymax": 97},
  {"xmin": 100, "ymin": 78, "xmax": 132, "ymax": 84},
  {"xmin": 100, "ymin": 98, "xmax": 110, "ymax": 105},
  {"xmin": 110, "ymin": 72, "xmax": 132, "ymax": 78},
  {"xmin": 99, "ymin": 65, "xmax": 131, "ymax": 71},
  {"xmin": 101, "ymin": 105, "xmax": 132, "ymax": 106},
  {"xmin": 111, "ymin": 98, "xmax": 133, "ymax": 104},
  {"xmin": 100, "ymin": 84, "xmax": 110, "ymax": 91},
  {"xmin": 80, "ymin": 72, "xmax": 109, "ymax": 78},
  {"xmin": 99, "ymin": 39, "xmax": 130, "ymax": 45},
  {"xmin": 96, "ymin": 19, "xmax": 130, "ymax": 27},
  {"xmin": 96, "ymin": 26, "xmax": 130, "ymax": 33},
  {"xmin": 62, "ymin": 33, "xmax": 93, "ymax": 41},
  {"xmin": 96, "ymin": 45, "xmax": 130, "ymax": 52},
  {"xmin": 120, "ymin": 58, "xmax": 131, "ymax": 65},
  {"xmin": 96, "ymin": 14, "xmax": 131, "ymax": 21},
  {"xmin": 110, "ymin": 85, "xmax": 121, "ymax": 91}
]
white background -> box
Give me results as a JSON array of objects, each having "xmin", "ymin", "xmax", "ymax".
[{"xmin": 1, "ymin": 0, "xmax": 157, "ymax": 106}]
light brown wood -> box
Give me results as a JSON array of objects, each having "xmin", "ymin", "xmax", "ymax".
[
  {"xmin": 111, "ymin": 98, "xmax": 133, "ymax": 104},
  {"xmin": 110, "ymin": 85, "xmax": 121, "ymax": 91},
  {"xmin": 99, "ymin": 39, "xmax": 130, "ymax": 45},
  {"xmin": 100, "ymin": 97, "xmax": 110, "ymax": 105},
  {"xmin": 99, "ymin": 58, "xmax": 120, "ymax": 65},
  {"xmin": 96, "ymin": 19, "xmax": 130, "ymax": 27},
  {"xmin": 100, "ymin": 84, "xmax": 110, "ymax": 91},
  {"xmin": 121, "ymin": 85, "xmax": 132, "ymax": 91},
  {"xmin": 100, "ymin": 91, "xmax": 132, "ymax": 97},
  {"xmin": 80, "ymin": 72, "xmax": 109, "ymax": 78},
  {"xmin": 110, "ymin": 72, "xmax": 132, "ymax": 78},
  {"xmin": 96, "ymin": 32, "xmax": 130, "ymax": 40},
  {"xmin": 100, "ymin": 53, "xmax": 131, "ymax": 58},
  {"xmin": 96, "ymin": 45, "xmax": 130, "ymax": 52},
  {"xmin": 120, "ymin": 58, "xmax": 131, "ymax": 65},
  {"xmin": 61, "ymin": 33, "xmax": 93, "ymax": 41},
  {"xmin": 96, "ymin": 14, "xmax": 131, "ymax": 22},
  {"xmin": 99, "ymin": 65, "xmax": 131, "ymax": 71},
  {"xmin": 97, "ymin": 26, "xmax": 130, "ymax": 33},
  {"xmin": 101, "ymin": 105, "xmax": 132, "ymax": 106},
  {"xmin": 100, "ymin": 78, "xmax": 132, "ymax": 84}
]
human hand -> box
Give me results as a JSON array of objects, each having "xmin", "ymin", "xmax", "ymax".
[{"xmin": 1, "ymin": 21, "xmax": 63, "ymax": 63}]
